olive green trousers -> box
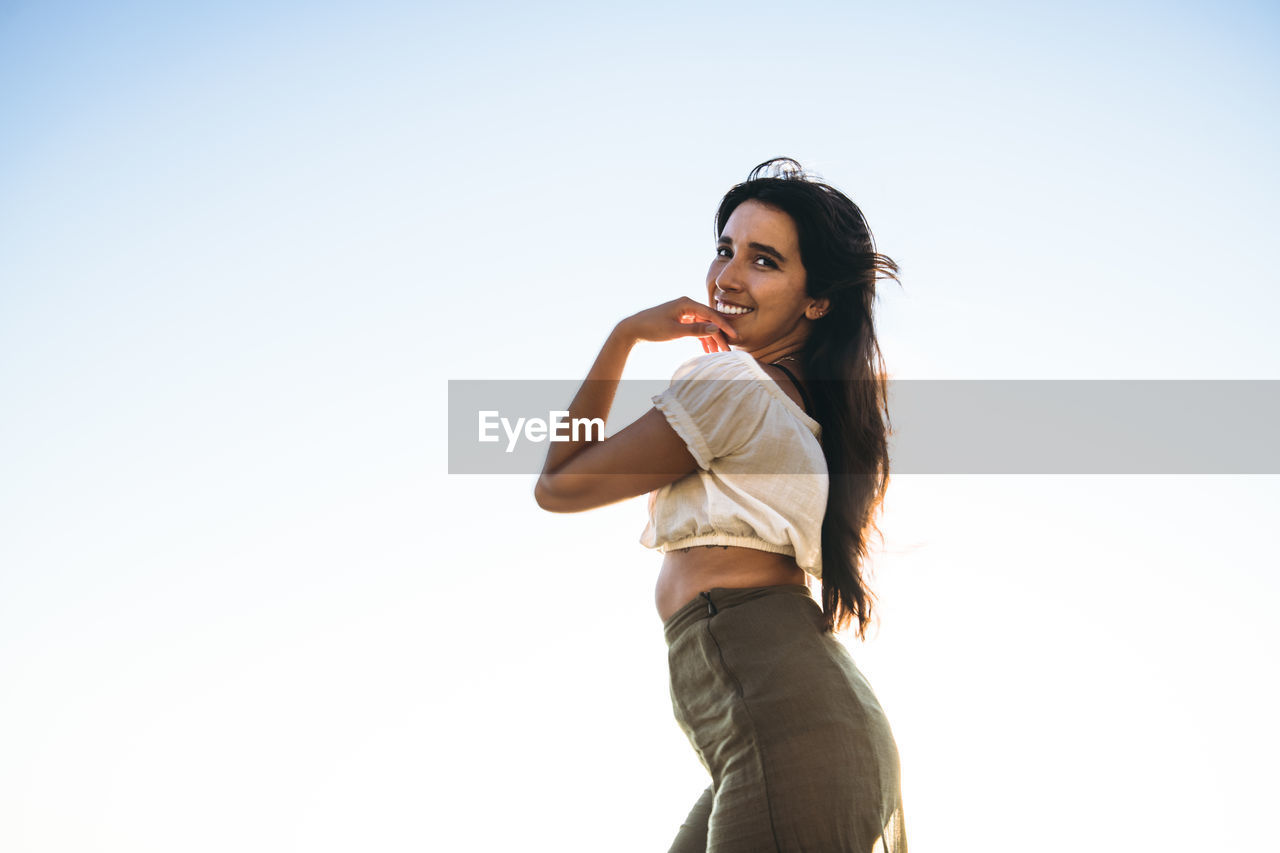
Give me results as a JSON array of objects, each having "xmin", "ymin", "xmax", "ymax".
[{"xmin": 663, "ymin": 584, "xmax": 907, "ymax": 853}]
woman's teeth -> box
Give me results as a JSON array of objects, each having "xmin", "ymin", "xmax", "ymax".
[{"xmin": 715, "ymin": 300, "xmax": 754, "ymax": 315}]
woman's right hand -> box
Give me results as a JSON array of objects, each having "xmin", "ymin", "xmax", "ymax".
[{"xmin": 616, "ymin": 297, "xmax": 737, "ymax": 353}]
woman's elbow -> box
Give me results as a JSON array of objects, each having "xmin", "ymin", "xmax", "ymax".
[
  {"xmin": 535, "ymin": 472, "xmax": 614, "ymax": 513},
  {"xmin": 534, "ymin": 474, "xmax": 576, "ymax": 513}
]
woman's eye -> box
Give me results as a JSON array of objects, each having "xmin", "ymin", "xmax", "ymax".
[
  {"xmin": 754, "ymin": 256, "xmax": 776, "ymax": 268},
  {"xmin": 715, "ymin": 246, "xmax": 731, "ymax": 258}
]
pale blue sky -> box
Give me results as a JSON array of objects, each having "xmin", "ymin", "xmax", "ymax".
[{"xmin": 2, "ymin": 2, "xmax": 1277, "ymax": 850}]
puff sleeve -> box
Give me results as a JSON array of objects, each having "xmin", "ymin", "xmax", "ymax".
[{"xmin": 651, "ymin": 352, "xmax": 768, "ymax": 469}]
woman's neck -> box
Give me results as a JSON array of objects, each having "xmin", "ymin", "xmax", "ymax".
[{"xmin": 740, "ymin": 343, "xmax": 805, "ymax": 366}]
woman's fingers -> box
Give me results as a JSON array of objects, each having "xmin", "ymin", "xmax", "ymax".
[
  {"xmin": 678, "ymin": 300, "xmax": 737, "ymax": 340},
  {"xmin": 686, "ymin": 322, "xmax": 733, "ymax": 352},
  {"xmin": 626, "ymin": 297, "xmax": 739, "ymax": 345},
  {"xmin": 697, "ymin": 328, "xmax": 731, "ymax": 353}
]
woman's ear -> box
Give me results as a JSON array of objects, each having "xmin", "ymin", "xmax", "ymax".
[{"xmin": 806, "ymin": 298, "xmax": 831, "ymax": 320}]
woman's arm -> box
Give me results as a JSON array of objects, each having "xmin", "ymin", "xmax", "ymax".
[{"xmin": 534, "ymin": 297, "xmax": 735, "ymax": 513}]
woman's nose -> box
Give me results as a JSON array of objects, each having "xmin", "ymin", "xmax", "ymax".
[{"xmin": 715, "ymin": 258, "xmax": 746, "ymax": 292}]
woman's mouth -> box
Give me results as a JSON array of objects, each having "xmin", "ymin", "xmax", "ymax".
[{"xmin": 714, "ymin": 299, "xmax": 754, "ymax": 316}]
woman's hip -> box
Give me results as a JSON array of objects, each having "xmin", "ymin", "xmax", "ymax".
[
  {"xmin": 663, "ymin": 584, "xmax": 906, "ymax": 850},
  {"xmin": 665, "ymin": 584, "xmax": 901, "ymax": 803}
]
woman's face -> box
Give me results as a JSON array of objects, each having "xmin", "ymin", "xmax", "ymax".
[{"xmin": 705, "ymin": 199, "xmax": 818, "ymax": 353}]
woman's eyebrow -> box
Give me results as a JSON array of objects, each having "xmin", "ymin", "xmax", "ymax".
[
  {"xmin": 716, "ymin": 237, "xmax": 789, "ymax": 263},
  {"xmin": 750, "ymin": 242, "xmax": 787, "ymax": 262}
]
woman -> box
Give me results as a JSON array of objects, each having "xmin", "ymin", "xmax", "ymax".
[{"xmin": 536, "ymin": 158, "xmax": 907, "ymax": 852}]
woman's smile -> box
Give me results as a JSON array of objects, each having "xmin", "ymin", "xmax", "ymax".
[{"xmin": 713, "ymin": 299, "xmax": 754, "ymax": 316}]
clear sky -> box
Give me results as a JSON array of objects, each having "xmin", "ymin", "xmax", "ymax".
[{"xmin": 1, "ymin": 1, "xmax": 1277, "ymax": 850}]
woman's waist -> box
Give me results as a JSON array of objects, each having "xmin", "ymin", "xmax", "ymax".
[
  {"xmin": 660, "ymin": 575, "xmax": 817, "ymax": 647},
  {"xmin": 656, "ymin": 546, "xmax": 807, "ymax": 624}
]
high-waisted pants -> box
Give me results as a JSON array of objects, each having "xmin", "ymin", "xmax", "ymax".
[{"xmin": 664, "ymin": 584, "xmax": 907, "ymax": 853}]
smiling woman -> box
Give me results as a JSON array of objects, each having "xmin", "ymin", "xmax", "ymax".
[
  {"xmin": 705, "ymin": 200, "xmax": 823, "ymax": 357},
  {"xmin": 535, "ymin": 158, "xmax": 907, "ymax": 852}
]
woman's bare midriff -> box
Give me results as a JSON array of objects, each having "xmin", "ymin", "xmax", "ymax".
[{"xmin": 656, "ymin": 545, "xmax": 809, "ymax": 623}]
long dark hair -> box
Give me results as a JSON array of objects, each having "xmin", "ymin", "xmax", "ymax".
[{"xmin": 715, "ymin": 157, "xmax": 898, "ymax": 637}]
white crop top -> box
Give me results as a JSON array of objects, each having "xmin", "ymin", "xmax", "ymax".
[{"xmin": 639, "ymin": 350, "xmax": 829, "ymax": 578}]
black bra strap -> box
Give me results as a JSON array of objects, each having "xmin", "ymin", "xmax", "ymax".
[{"xmin": 768, "ymin": 361, "xmax": 813, "ymax": 416}]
